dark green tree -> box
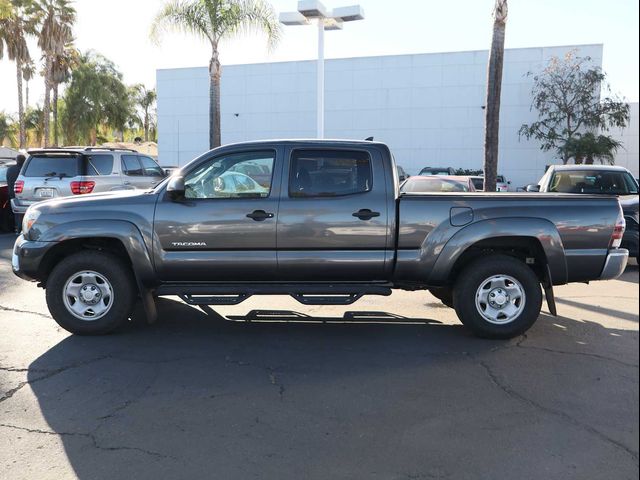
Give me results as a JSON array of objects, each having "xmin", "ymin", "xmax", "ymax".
[
  {"xmin": 561, "ymin": 132, "xmax": 623, "ymax": 165},
  {"xmin": 61, "ymin": 51, "xmax": 134, "ymax": 145}
]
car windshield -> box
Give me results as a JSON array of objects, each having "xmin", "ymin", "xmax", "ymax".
[
  {"xmin": 401, "ymin": 177, "xmax": 470, "ymax": 193},
  {"xmin": 419, "ymin": 168, "xmax": 450, "ymax": 176},
  {"xmin": 0, "ymin": 165, "xmax": 9, "ymax": 182},
  {"xmin": 549, "ymin": 170, "xmax": 639, "ymax": 195},
  {"xmin": 23, "ymin": 154, "xmax": 82, "ymax": 178}
]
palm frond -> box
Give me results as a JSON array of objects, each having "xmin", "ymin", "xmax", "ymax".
[
  {"xmin": 150, "ymin": 0, "xmax": 215, "ymax": 46},
  {"xmin": 218, "ymin": 0, "xmax": 281, "ymax": 50}
]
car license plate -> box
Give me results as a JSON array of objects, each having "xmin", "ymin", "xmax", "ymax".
[{"xmin": 37, "ymin": 188, "xmax": 55, "ymax": 198}]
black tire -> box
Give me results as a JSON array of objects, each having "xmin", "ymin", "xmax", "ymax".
[
  {"xmin": 46, "ymin": 251, "xmax": 136, "ymax": 335},
  {"xmin": 429, "ymin": 287, "xmax": 454, "ymax": 308},
  {"xmin": 453, "ymin": 254, "xmax": 542, "ymax": 339}
]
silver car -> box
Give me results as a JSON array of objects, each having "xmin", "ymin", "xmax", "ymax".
[{"xmin": 11, "ymin": 147, "xmax": 166, "ymax": 215}]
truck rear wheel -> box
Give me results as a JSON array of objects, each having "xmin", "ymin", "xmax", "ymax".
[
  {"xmin": 453, "ymin": 255, "xmax": 542, "ymax": 339},
  {"xmin": 46, "ymin": 251, "xmax": 136, "ymax": 335}
]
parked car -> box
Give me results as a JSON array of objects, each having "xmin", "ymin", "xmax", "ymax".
[
  {"xmin": 13, "ymin": 140, "xmax": 628, "ymax": 339},
  {"xmin": 418, "ymin": 166, "xmax": 456, "ymax": 176},
  {"xmin": 11, "ymin": 147, "xmax": 166, "ymax": 217},
  {"xmin": 468, "ymin": 175, "xmax": 511, "ymax": 192},
  {"xmin": 526, "ymin": 164, "xmax": 639, "ymax": 263},
  {"xmin": 0, "ymin": 160, "xmax": 16, "ymax": 232},
  {"xmin": 396, "ymin": 165, "xmax": 409, "ymax": 183},
  {"xmin": 401, "ymin": 175, "xmax": 477, "ymax": 193}
]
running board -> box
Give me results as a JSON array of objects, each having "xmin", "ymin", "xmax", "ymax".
[{"xmin": 156, "ymin": 283, "xmax": 392, "ymax": 307}]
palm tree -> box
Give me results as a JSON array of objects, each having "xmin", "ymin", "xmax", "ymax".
[
  {"xmin": 151, "ymin": 0, "xmax": 280, "ymax": 148},
  {"xmin": 22, "ymin": 59, "xmax": 36, "ymax": 107},
  {"xmin": 0, "ymin": 0, "xmax": 35, "ymax": 149},
  {"xmin": 33, "ymin": 0, "xmax": 75, "ymax": 147},
  {"xmin": 483, "ymin": 0, "xmax": 508, "ymax": 193},
  {"xmin": 131, "ymin": 84, "xmax": 157, "ymax": 142},
  {"xmin": 0, "ymin": 112, "xmax": 17, "ymax": 147},
  {"xmin": 51, "ymin": 44, "xmax": 78, "ymax": 145},
  {"xmin": 562, "ymin": 132, "xmax": 622, "ymax": 165},
  {"xmin": 25, "ymin": 105, "xmax": 44, "ymax": 146}
]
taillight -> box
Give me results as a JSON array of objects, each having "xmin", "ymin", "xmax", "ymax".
[
  {"xmin": 610, "ymin": 212, "xmax": 626, "ymax": 249},
  {"xmin": 14, "ymin": 180, "xmax": 24, "ymax": 194},
  {"xmin": 70, "ymin": 181, "xmax": 95, "ymax": 195}
]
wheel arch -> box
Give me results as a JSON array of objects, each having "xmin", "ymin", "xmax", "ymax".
[
  {"xmin": 36, "ymin": 220, "xmax": 155, "ymax": 289},
  {"xmin": 428, "ymin": 218, "xmax": 567, "ymax": 286}
]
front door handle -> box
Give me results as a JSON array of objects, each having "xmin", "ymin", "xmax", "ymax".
[
  {"xmin": 246, "ymin": 210, "xmax": 274, "ymax": 221},
  {"xmin": 352, "ymin": 209, "xmax": 380, "ymax": 220}
]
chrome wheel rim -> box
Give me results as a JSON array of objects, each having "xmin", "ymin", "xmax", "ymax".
[
  {"xmin": 475, "ymin": 274, "xmax": 525, "ymax": 325},
  {"xmin": 62, "ymin": 271, "xmax": 114, "ymax": 321}
]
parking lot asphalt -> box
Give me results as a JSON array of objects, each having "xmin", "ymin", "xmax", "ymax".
[{"xmin": 0, "ymin": 233, "xmax": 638, "ymax": 480}]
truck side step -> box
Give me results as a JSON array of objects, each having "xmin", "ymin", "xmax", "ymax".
[
  {"xmin": 291, "ymin": 293, "xmax": 363, "ymax": 305},
  {"xmin": 179, "ymin": 294, "xmax": 250, "ymax": 306},
  {"xmin": 156, "ymin": 283, "xmax": 393, "ymax": 307}
]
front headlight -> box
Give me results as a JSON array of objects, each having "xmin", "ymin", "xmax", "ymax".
[{"xmin": 22, "ymin": 209, "xmax": 41, "ymax": 235}]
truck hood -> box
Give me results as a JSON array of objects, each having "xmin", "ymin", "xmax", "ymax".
[{"xmin": 32, "ymin": 189, "xmax": 155, "ymax": 213}]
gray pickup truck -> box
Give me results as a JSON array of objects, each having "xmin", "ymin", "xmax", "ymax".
[{"xmin": 12, "ymin": 140, "xmax": 628, "ymax": 338}]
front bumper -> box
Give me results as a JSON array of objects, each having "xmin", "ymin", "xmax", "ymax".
[
  {"xmin": 599, "ymin": 249, "xmax": 629, "ymax": 280},
  {"xmin": 12, "ymin": 234, "xmax": 54, "ymax": 282}
]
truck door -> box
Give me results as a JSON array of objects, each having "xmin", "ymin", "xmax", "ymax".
[
  {"xmin": 153, "ymin": 147, "xmax": 282, "ymax": 281},
  {"xmin": 276, "ymin": 147, "xmax": 390, "ymax": 281}
]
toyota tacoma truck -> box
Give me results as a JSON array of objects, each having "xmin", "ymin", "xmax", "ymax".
[{"xmin": 12, "ymin": 140, "xmax": 629, "ymax": 338}]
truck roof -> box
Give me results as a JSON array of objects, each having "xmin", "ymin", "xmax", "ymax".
[{"xmin": 215, "ymin": 138, "xmax": 388, "ymax": 148}]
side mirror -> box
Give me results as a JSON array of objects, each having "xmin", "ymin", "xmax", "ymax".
[
  {"xmin": 525, "ymin": 184, "xmax": 540, "ymax": 192},
  {"xmin": 167, "ymin": 175, "xmax": 185, "ymax": 200}
]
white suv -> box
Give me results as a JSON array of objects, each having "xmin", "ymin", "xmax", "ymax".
[{"xmin": 11, "ymin": 147, "xmax": 166, "ymax": 215}]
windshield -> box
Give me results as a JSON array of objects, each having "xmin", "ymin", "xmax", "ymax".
[
  {"xmin": 419, "ymin": 168, "xmax": 451, "ymax": 176},
  {"xmin": 0, "ymin": 165, "xmax": 9, "ymax": 182},
  {"xmin": 23, "ymin": 154, "xmax": 82, "ymax": 178},
  {"xmin": 402, "ymin": 177, "xmax": 470, "ymax": 193},
  {"xmin": 549, "ymin": 170, "xmax": 639, "ymax": 195}
]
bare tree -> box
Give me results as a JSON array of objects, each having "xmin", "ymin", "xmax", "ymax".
[{"xmin": 483, "ymin": 0, "xmax": 508, "ymax": 193}]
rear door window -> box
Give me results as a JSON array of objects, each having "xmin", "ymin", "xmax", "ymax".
[
  {"xmin": 289, "ymin": 149, "xmax": 372, "ymax": 197},
  {"xmin": 86, "ymin": 154, "xmax": 114, "ymax": 175},
  {"xmin": 121, "ymin": 155, "xmax": 144, "ymax": 176},
  {"xmin": 23, "ymin": 155, "xmax": 81, "ymax": 178}
]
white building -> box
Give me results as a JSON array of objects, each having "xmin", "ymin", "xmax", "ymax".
[{"xmin": 157, "ymin": 44, "xmax": 639, "ymax": 187}]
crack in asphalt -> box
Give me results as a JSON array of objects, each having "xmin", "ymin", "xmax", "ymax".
[
  {"xmin": 516, "ymin": 344, "xmax": 639, "ymax": 369},
  {"xmin": 0, "ymin": 303, "xmax": 51, "ymax": 319},
  {"xmin": 490, "ymin": 333, "xmax": 638, "ymax": 369},
  {"xmin": 0, "ymin": 423, "xmax": 173, "ymax": 460},
  {"xmin": 0, "ymin": 355, "xmax": 111, "ymax": 403},
  {"xmin": 474, "ymin": 357, "xmax": 639, "ymax": 462}
]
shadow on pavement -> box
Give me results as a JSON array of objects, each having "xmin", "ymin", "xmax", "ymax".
[{"xmin": 22, "ymin": 297, "xmax": 639, "ymax": 479}]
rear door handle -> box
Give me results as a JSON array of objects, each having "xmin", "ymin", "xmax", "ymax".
[
  {"xmin": 352, "ymin": 209, "xmax": 380, "ymax": 220},
  {"xmin": 246, "ymin": 210, "xmax": 274, "ymax": 221}
]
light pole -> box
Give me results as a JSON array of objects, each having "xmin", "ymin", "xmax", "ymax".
[{"xmin": 280, "ymin": 1, "xmax": 365, "ymax": 138}]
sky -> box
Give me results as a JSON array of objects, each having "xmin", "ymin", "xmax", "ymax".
[{"xmin": 0, "ymin": 0, "xmax": 638, "ymax": 113}]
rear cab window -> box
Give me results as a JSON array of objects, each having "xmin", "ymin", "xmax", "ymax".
[
  {"xmin": 23, "ymin": 154, "xmax": 82, "ymax": 178},
  {"xmin": 289, "ymin": 149, "xmax": 372, "ymax": 197}
]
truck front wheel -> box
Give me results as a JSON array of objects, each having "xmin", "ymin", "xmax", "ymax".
[
  {"xmin": 453, "ymin": 255, "xmax": 542, "ymax": 339},
  {"xmin": 46, "ymin": 251, "xmax": 136, "ymax": 335}
]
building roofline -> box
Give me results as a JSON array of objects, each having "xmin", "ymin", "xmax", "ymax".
[{"xmin": 156, "ymin": 43, "xmax": 604, "ymax": 72}]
